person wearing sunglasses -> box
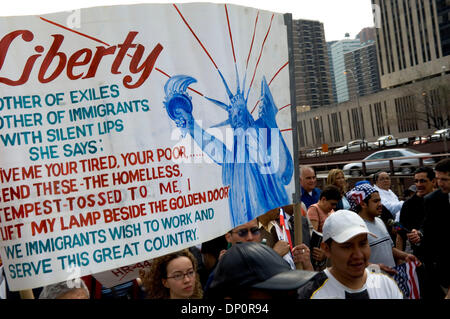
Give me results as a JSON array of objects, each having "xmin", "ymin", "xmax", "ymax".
[
  {"xmin": 222, "ymin": 218, "xmax": 300, "ymax": 260},
  {"xmin": 225, "ymin": 219, "xmax": 262, "ymax": 245},
  {"xmin": 407, "ymin": 159, "xmax": 450, "ymax": 299},
  {"xmin": 397, "ymin": 167, "xmax": 435, "ymax": 258},
  {"xmin": 203, "ymin": 218, "xmax": 312, "ymax": 293},
  {"xmin": 140, "ymin": 249, "xmax": 203, "ymax": 299},
  {"xmin": 396, "ymin": 166, "xmax": 435, "ymax": 299},
  {"xmin": 202, "ymin": 219, "xmax": 262, "ymax": 293}
]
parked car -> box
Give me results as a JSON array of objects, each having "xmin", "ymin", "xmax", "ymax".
[
  {"xmin": 431, "ymin": 128, "xmax": 450, "ymax": 141},
  {"xmin": 305, "ymin": 148, "xmax": 322, "ymax": 158},
  {"xmin": 333, "ymin": 139, "xmax": 370, "ymax": 154},
  {"xmin": 342, "ymin": 148, "xmax": 435, "ymax": 177},
  {"xmin": 369, "ymin": 135, "xmax": 409, "ymax": 149},
  {"xmin": 413, "ymin": 136, "xmax": 429, "ymax": 145}
]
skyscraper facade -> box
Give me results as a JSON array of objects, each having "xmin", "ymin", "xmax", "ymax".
[
  {"xmin": 357, "ymin": 27, "xmax": 377, "ymax": 44},
  {"xmin": 327, "ymin": 40, "xmax": 338, "ymax": 104},
  {"xmin": 292, "ymin": 19, "xmax": 334, "ymax": 109},
  {"xmin": 344, "ymin": 43, "xmax": 381, "ymax": 100},
  {"xmin": 372, "ymin": 0, "xmax": 450, "ymax": 88},
  {"xmin": 436, "ymin": 0, "xmax": 450, "ymax": 56},
  {"xmin": 330, "ymin": 39, "xmax": 362, "ymax": 103}
]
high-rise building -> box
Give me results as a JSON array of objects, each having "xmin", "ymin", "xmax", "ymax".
[
  {"xmin": 292, "ymin": 19, "xmax": 334, "ymax": 109},
  {"xmin": 330, "ymin": 39, "xmax": 362, "ymax": 103},
  {"xmin": 372, "ymin": 0, "xmax": 450, "ymax": 88},
  {"xmin": 344, "ymin": 43, "xmax": 381, "ymax": 100},
  {"xmin": 437, "ymin": 0, "xmax": 450, "ymax": 56},
  {"xmin": 356, "ymin": 27, "xmax": 376, "ymax": 44},
  {"xmin": 327, "ymin": 41, "xmax": 338, "ymax": 104}
]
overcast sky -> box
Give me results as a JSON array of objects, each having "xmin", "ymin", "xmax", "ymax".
[{"xmin": 2, "ymin": 0, "xmax": 375, "ymax": 42}]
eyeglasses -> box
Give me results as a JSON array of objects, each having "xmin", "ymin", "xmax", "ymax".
[
  {"xmin": 232, "ymin": 227, "xmax": 260, "ymax": 237},
  {"xmin": 166, "ymin": 270, "xmax": 195, "ymax": 281},
  {"xmin": 414, "ymin": 179, "xmax": 429, "ymax": 184}
]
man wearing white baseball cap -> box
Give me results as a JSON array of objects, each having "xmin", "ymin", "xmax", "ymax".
[{"xmin": 297, "ymin": 210, "xmax": 403, "ymax": 299}]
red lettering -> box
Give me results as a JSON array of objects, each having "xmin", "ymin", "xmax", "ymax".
[
  {"xmin": 67, "ymin": 48, "xmax": 92, "ymax": 80},
  {"xmin": 111, "ymin": 31, "xmax": 137, "ymax": 74},
  {"xmin": 83, "ymin": 45, "xmax": 117, "ymax": 79},
  {"xmin": 0, "ymin": 30, "xmax": 42, "ymax": 86},
  {"xmin": 38, "ymin": 34, "xmax": 66, "ymax": 83},
  {"xmin": 0, "ymin": 30, "xmax": 163, "ymax": 88},
  {"xmin": 124, "ymin": 42, "xmax": 163, "ymax": 89}
]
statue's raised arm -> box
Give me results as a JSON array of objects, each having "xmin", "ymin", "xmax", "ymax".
[
  {"xmin": 163, "ymin": 75, "xmax": 229, "ymax": 165},
  {"xmin": 162, "ymin": 72, "xmax": 293, "ymax": 227}
]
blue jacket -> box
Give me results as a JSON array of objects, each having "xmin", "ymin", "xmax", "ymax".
[{"xmin": 301, "ymin": 187, "xmax": 321, "ymax": 209}]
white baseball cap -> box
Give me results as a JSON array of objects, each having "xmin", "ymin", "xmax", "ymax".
[{"xmin": 323, "ymin": 210, "xmax": 376, "ymax": 243}]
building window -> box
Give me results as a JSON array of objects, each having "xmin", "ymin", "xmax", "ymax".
[
  {"xmin": 346, "ymin": 110, "xmax": 353, "ymax": 140},
  {"xmin": 374, "ymin": 102, "xmax": 386, "ymax": 136},
  {"xmin": 329, "ymin": 113, "xmax": 340, "ymax": 143},
  {"xmin": 313, "ymin": 117, "xmax": 323, "ymax": 145},
  {"xmin": 339, "ymin": 112, "xmax": 345, "ymax": 141},
  {"xmin": 310, "ymin": 118, "xmax": 315, "ymax": 144},
  {"xmin": 395, "ymin": 96, "xmax": 418, "ymax": 132},
  {"xmin": 430, "ymin": 88, "xmax": 445, "ymax": 128},
  {"xmin": 351, "ymin": 108, "xmax": 362, "ymax": 139},
  {"xmin": 369, "ymin": 104, "xmax": 376, "ymax": 136},
  {"xmin": 298, "ymin": 121, "xmax": 306, "ymax": 147},
  {"xmin": 430, "ymin": 0, "xmax": 440, "ymax": 59},
  {"xmin": 384, "ymin": 101, "xmax": 391, "ymax": 134},
  {"xmin": 303, "ymin": 120, "xmax": 309, "ymax": 145}
]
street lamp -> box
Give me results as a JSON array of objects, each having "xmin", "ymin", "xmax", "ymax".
[{"xmin": 344, "ymin": 69, "xmax": 365, "ymax": 143}]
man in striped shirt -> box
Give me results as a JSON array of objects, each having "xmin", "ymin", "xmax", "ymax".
[{"xmin": 346, "ymin": 184, "xmax": 419, "ymax": 276}]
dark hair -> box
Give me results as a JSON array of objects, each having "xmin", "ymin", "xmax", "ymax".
[
  {"xmin": 319, "ymin": 185, "xmax": 342, "ymax": 201},
  {"xmin": 141, "ymin": 249, "xmax": 203, "ymax": 299},
  {"xmin": 435, "ymin": 158, "xmax": 450, "ymax": 173},
  {"xmin": 413, "ymin": 166, "xmax": 435, "ymax": 180},
  {"xmin": 372, "ymin": 171, "xmax": 388, "ymax": 183}
]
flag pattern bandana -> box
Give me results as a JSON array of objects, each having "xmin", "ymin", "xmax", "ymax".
[{"xmin": 345, "ymin": 183, "xmax": 378, "ymax": 211}]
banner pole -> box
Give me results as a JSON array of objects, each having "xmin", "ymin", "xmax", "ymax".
[
  {"xmin": 19, "ymin": 289, "xmax": 35, "ymax": 299},
  {"xmin": 284, "ymin": 13, "xmax": 303, "ymax": 270}
]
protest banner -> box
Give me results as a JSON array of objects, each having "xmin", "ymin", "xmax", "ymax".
[{"xmin": 0, "ymin": 3, "xmax": 295, "ymax": 291}]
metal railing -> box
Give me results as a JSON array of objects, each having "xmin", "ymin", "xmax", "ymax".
[{"xmin": 305, "ymin": 152, "xmax": 449, "ymax": 178}]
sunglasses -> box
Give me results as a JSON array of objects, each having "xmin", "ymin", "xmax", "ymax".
[{"xmin": 232, "ymin": 227, "xmax": 260, "ymax": 237}]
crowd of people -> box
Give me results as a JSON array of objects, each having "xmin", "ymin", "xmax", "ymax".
[{"xmin": 1, "ymin": 158, "xmax": 449, "ymax": 300}]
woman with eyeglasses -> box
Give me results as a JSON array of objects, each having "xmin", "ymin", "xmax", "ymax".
[{"xmin": 140, "ymin": 249, "xmax": 203, "ymax": 299}]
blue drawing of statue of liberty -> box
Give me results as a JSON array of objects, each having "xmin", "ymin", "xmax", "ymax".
[{"xmin": 163, "ymin": 70, "xmax": 293, "ymax": 227}]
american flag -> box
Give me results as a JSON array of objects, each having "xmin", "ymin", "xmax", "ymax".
[
  {"xmin": 393, "ymin": 261, "xmax": 420, "ymax": 299},
  {"xmin": 279, "ymin": 208, "xmax": 293, "ymax": 250}
]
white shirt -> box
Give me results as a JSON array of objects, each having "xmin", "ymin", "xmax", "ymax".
[
  {"xmin": 374, "ymin": 185, "xmax": 404, "ymax": 221},
  {"xmin": 270, "ymin": 221, "xmax": 295, "ymax": 270},
  {"xmin": 311, "ymin": 268, "xmax": 404, "ymax": 299}
]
